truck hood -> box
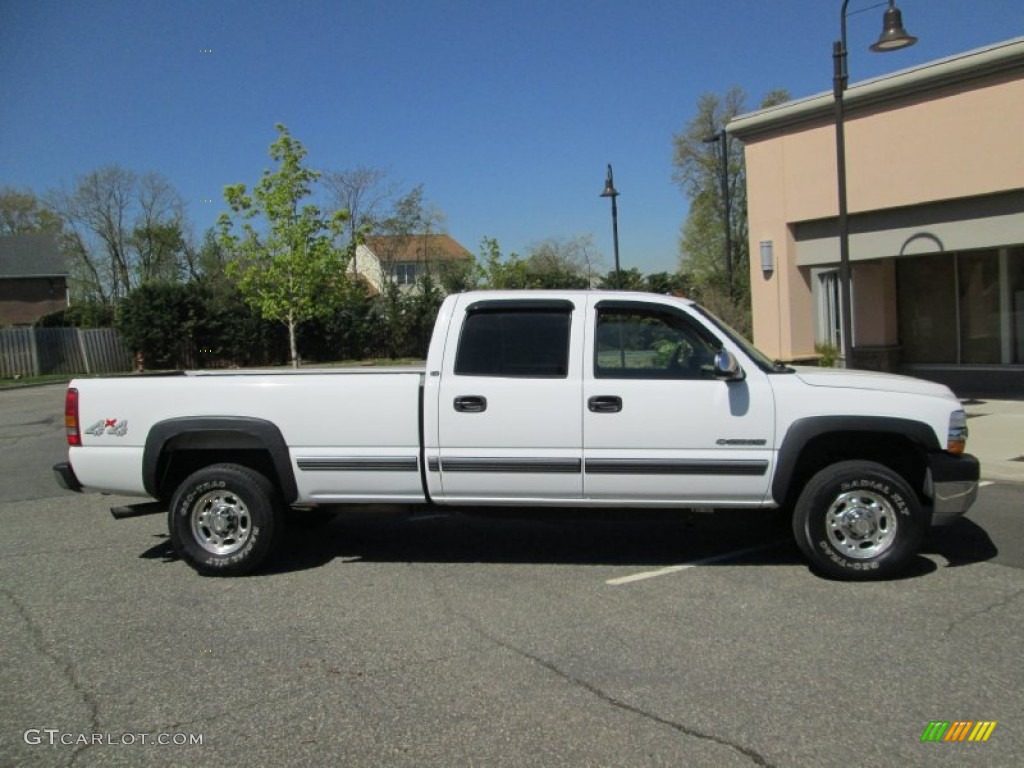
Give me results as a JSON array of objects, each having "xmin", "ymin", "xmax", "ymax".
[{"xmin": 790, "ymin": 366, "xmax": 955, "ymax": 399}]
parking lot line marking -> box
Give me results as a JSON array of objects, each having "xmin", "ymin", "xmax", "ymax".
[
  {"xmin": 605, "ymin": 540, "xmax": 788, "ymax": 586},
  {"xmin": 979, "ymin": 481, "xmax": 995, "ymax": 488}
]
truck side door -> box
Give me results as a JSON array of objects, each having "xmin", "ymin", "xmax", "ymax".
[
  {"xmin": 428, "ymin": 298, "xmax": 584, "ymax": 503},
  {"xmin": 582, "ymin": 297, "xmax": 775, "ymax": 505}
]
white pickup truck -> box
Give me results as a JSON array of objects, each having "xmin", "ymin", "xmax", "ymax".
[{"xmin": 55, "ymin": 290, "xmax": 978, "ymax": 579}]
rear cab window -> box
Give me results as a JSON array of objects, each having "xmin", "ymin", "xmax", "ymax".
[{"xmin": 455, "ymin": 300, "xmax": 574, "ymax": 378}]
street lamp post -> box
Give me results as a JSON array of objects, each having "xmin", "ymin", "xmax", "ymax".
[
  {"xmin": 600, "ymin": 164, "xmax": 621, "ymax": 288},
  {"xmin": 834, "ymin": 0, "xmax": 916, "ymax": 366},
  {"xmin": 703, "ymin": 129, "xmax": 732, "ymax": 300}
]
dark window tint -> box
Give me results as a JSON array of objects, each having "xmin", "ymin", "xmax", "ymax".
[{"xmin": 456, "ymin": 310, "xmax": 571, "ymax": 377}]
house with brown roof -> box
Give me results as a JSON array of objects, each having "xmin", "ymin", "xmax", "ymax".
[
  {"xmin": 0, "ymin": 233, "xmax": 68, "ymax": 326},
  {"xmin": 353, "ymin": 233, "xmax": 471, "ymax": 294}
]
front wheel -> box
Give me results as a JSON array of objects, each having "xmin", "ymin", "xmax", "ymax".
[
  {"xmin": 169, "ymin": 464, "xmax": 282, "ymax": 576},
  {"xmin": 792, "ymin": 460, "xmax": 927, "ymax": 580}
]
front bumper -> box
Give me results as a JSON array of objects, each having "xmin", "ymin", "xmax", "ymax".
[
  {"xmin": 925, "ymin": 452, "xmax": 979, "ymax": 526},
  {"xmin": 53, "ymin": 461, "xmax": 83, "ymax": 493}
]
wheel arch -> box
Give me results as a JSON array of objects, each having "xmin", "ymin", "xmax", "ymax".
[
  {"xmin": 773, "ymin": 416, "xmax": 939, "ymax": 510},
  {"xmin": 143, "ymin": 417, "xmax": 298, "ymax": 504}
]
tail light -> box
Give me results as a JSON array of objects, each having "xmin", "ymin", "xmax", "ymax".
[{"xmin": 65, "ymin": 388, "xmax": 81, "ymax": 446}]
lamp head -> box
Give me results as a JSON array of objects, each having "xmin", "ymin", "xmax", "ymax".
[
  {"xmin": 600, "ymin": 164, "xmax": 619, "ymax": 198},
  {"xmin": 870, "ymin": 1, "xmax": 918, "ymax": 52}
]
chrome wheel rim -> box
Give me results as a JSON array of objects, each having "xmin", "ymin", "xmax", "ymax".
[
  {"xmin": 191, "ymin": 491, "xmax": 252, "ymax": 555},
  {"xmin": 825, "ymin": 490, "xmax": 898, "ymax": 559}
]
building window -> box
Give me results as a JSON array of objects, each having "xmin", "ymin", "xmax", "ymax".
[
  {"xmin": 958, "ymin": 250, "xmax": 1001, "ymax": 364},
  {"xmin": 816, "ymin": 270, "xmax": 844, "ymax": 352},
  {"xmin": 394, "ymin": 263, "xmax": 418, "ymax": 285},
  {"xmin": 897, "ymin": 247, "xmax": 1024, "ymax": 365}
]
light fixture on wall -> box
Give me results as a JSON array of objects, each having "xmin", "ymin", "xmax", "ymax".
[{"xmin": 760, "ymin": 240, "xmax": 774, "ymax": 274}]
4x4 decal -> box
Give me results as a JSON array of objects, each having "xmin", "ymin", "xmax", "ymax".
[{"xmin": 85, "ymin": 419, "xmax": 128, "ymax": 437}]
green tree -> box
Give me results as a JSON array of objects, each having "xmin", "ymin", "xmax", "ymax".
[
  {"xmin": 596, "ymin": 267, "xmax": 646, "ymax": 291},
  {"xmin": 644, "ymin": 271, "xmax": 693, "ymax": 295},
  {"xmin": 322, "ymin": 166, "xmax": 398, "ymax": 252},
  {"xmin": 116, "ymin": 282, "xmax": 204, "ymax": 369},
  {"xmin": 478, "ymin": 236, "xmax": 531, "ymax": 289},
  {"xmin": 672, "ymin": 87, "xmax": 789, "ymax": 335},
  {"xmin": 0, "ymin": 187, "xmax": 62, "ymax": 235},
  {"xmin": 437, "ymin": 254, "xmax": 481, "ymax": 293},
  {"xmin": 219, "ymin": 124, "xmax": 349, "ymax": 367},
  {"xmin": 524, "ymin": 235, "xmax": 598, "ymax": 288},
  {"xmin": 404, "ymin": 272, "xmax": 446, "ymax": 357},
  {"xmin": 477, "ymin": 235, "xmax": 598, "ymax": 290},
  {"xmin": 46, "ymin": 168, "xmax": 191, "ymax": 303}
]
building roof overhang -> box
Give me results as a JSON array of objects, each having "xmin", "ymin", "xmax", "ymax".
[{"xmin": 729, "ymin": 37, "xmax": 1024, "ymax": 141}]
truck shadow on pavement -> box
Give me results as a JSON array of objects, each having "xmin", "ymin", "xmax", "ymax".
[{"xmin": 138, "ymin": 508, "xmax": 998, "ymax": 580}]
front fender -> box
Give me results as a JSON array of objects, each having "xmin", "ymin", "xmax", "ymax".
[{"xmin": 772, "ymin": 415, "xmax": 940, "ymax": 505}]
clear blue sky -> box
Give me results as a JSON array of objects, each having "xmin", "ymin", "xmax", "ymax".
[{"xmin": 1, "ymin": 0, "xmax": 1021, "ymax": 275}]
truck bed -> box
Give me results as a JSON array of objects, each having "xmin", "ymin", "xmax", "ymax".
[{"xmin": 68, "ymin": 368, "xmax": 427, "ymax": 503}]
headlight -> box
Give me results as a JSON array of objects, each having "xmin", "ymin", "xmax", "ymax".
[{"xmin": 947, "ymin": 409, "xmax": 968, "ymax": 455}]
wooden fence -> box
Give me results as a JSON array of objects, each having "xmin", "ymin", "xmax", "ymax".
[{"xmin": 0, "ymin": 327, "xmax": 133, "ymax": 378}]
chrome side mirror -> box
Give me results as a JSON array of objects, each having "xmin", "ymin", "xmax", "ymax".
[{"xmin": 714, "ymin": 349, "xmax": 745, "ymax": 381}]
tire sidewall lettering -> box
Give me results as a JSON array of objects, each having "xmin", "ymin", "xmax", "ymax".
[
  {"xmin": 201, "ymin": 525, "xmax": 262, "ymax": 568},
  {"xmin": 839, "ymin": 477, "xmax": 909, "ymax": 515},
  {"xmin": 817, "ymin": 539, "xmax": 880, "ymax": 570}
]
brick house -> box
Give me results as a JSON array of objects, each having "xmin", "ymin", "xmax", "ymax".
[{"xmin": 0, "ymin": 234, "xmax": 68, "ymax": 326}]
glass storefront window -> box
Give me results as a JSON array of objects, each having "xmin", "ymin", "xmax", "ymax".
[
  {"xmin": 896, "ymin": 254, "xmax": 957, "ymax": 363},
  {"xmin": 1007, "ymin": 246, "xmax": 1024, "ymax": 365},
  {"xmin": 897, "ymin": 247, "xmax": 1024, "ymax": 364},
  {"xmin": 958, "ymin": 251, "xmax": 1000, "ymax": 364}
]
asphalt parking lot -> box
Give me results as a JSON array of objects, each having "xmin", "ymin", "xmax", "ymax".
[{"xmin": 2, "ymin": 384, "xmax": 1022, "ymax": 767}]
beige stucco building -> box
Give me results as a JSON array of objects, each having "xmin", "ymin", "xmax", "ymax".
[{"xmin": 729, "ymin": 37, "xmax": 1023, "ymax": 395}]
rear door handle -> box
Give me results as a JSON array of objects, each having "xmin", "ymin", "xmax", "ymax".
[
  {"xmin": 588, "ymin": 396, "xmax": 622, "ymax": 413},
  {"xmin": 454, "ymin": 396, "xmax": 487, "ymax": 413}
]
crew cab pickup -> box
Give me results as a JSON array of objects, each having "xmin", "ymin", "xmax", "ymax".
[{"xmin": 54, "ymin": 290, "xmax": 979, "ymax": 579}]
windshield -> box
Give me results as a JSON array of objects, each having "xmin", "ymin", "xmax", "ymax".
[{"xmin": 689, "ymin": 304, "xmax": 793, "ymax": 374}]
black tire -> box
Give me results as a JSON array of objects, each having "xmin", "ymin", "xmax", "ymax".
[
  {"xmin": 792, "ymin": 460, "xmax": 926, "ymax": 580},
  {"xmin": 168, "ymin": 463, "xmax": 282, "ymax": 576}
]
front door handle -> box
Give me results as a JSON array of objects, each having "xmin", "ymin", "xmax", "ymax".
[
  {"xmin": 454, "ymin": 395, "xmax": 487, "ymax": 413},
  {"xmin": 588, "ymin": 396, "xmax": 622, "ymax": 413}
]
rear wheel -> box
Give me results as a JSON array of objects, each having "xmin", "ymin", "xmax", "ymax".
[
  {"xmin": 792, "ymin": 460, "xmax": 926, "ymax": 580},
  {"xmin": 169, "ymin": 463, "xmax": 282, "ymax": 576}
]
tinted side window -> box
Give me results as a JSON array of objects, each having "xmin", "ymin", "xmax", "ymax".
[
  {"xmin": 595, "ymin": 307, "xmax": 719, "ymax": 379},
  {"xmin": 455, "ymin": 310, "xmax": 571, "ymax": 377}
]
